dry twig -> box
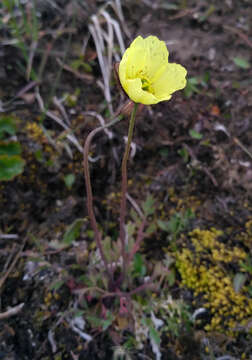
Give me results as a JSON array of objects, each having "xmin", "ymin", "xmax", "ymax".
[
  {"xmin": 35, "ymin": 87, "xmax": 83, "ymax": 153},
  {"xmin": 0, "ymin": 237, "xmax": 27, "ymax": 290},
  {"xmin": 0, "ymin": 303, "xmax": 24, "ymax": 320},
  {"xmin": 183, "ymin": 143, "xmax": 218, "ymax": 186}
]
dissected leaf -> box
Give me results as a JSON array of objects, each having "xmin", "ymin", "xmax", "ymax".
[
  {"xmin": 168, "ymin": 269, "xmax": 176, "ymax": 286},
  {"xmin": 87, "ymin": 313, "xmax": 114, "ymax": 330},
  {"xmin": 157, "ymin": 220, "xmax": 169, "ymax": 232},
  {"xmin": 167, "ymin": 214, "xmax": 181, "ymax": 233},
  {"xmin": 63, "ymin": 218, "xmax": 84, "ymax": 245},
  {"xmin": 149, "ymin": 325, "xmax": 161, "ymax": 345},
  {"xmin": 143, "ymin": 317, "xmax": 161, "ymax": 345},
  {"xmin": 133, "ymin": 253, "xmax": 146, "ymax": 277},
  {"xmin": 49, "ymin": 280, "xmax": 65, "ymax": 291},
  {"xmin": 158, "ymin": 210, "xmax": 194, "ymax": 238},
  {"xmin": 142, "ymin": 194, "xmax": 155, "ymax": 217},
  {"xmin": 146, "ymin": 222, "xmax": 156, "ymax": 235}
]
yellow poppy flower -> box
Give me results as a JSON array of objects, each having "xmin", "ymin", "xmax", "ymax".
[{"xmin": 119, "ymin": 35, "xmax": 187, "ymax": 105}]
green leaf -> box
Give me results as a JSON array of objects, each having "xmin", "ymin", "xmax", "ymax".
[
  {"xmin": 189, "ymin": 129, "xmax": 203, "ymax": 140},
  {"xmin": 146, "ymin": 222, "xmax": 156, "ymax": 235},
  {"xmin": 0, "ymin": 142, "xmax": 21, "ymax": 156},
  {"xmin": 201, "ymin": 71, "xmax": 210, "ymax": 86},
  {"xmin": 185, "ymin": 208, "xmax": 195, "ymax": 220},
  {"xmin": 133, "ymin": 253, "xmax": 146, "ymax": 277},
  {"xmin": 167, "ymin": 214, "xmax": 181, "ymax": 234},
  {"xmin": 63, "ymin": 218, "xmax": 84, "ymax": 245},
  {"xmin": 86, "ymin": 315, "xmax": 104, "ymax": 327},
  {"xmin": 178, "ymin": 147, "xmax": 189, "ymax": 162},
  {"xmin": 240, "ymin": 257, "xmax": 252, "ymax": 273},
  {"xmin": 64, "ymin": 173, "xmax": 75, "ymax": 189},
  {"xmin": 233, "ymin": 57, "xmax": 250, "ymax": 69},
  {"xmin": 49, "ymin": 280, "xmax": 65, "ymax": 291},
  {"xmin": 79, "ymin": 274, "xmax": 93, "ymax": 287},
  {"xmin": 86, "ymin": 230, "xmax": 94, "ymax": 239},
  {"xmin": 168, "ymin": 269, "xmax": 176, "ymax": 286},
  {"xmin": 0, "ymin": 116, "xmax": 16, "ymax": 138},
  {"xmin": 70, "ymin": 59, "xmax": 93, "ymax": 73},
  {"xmin": 198, "ymin": 4, "xmax": 215, "ymax": 23},
  {"xmin": 0, "ymin": 155, "xmax": 25, "ymax": 181},
  {"xmin": 34, "ymin": 149, "xmax": 43, "ymax": 162},
  {"xmin": 184, "ymin": 77, "xmax": 200, "ymax": 98},
  {"xmin": 102, "ymin": 317, "xmax": 113, "ymax": 330},
  {"xmin": 142, "ymin": 194, "xmax": 155, "ymax": 217},
  {"xmin": 157, "ymin": 220, "xmax": 169, "ymax": 232},
  {"xmin": 149, "ymin": 325, "xmax": 161, "ymax": 345},
  {"xmin": 158, "ymin": 210, "xmax": 194, "ymax": 237},
  {"xmin": 87, "ymin": 313, "xmax": 113, "ymax": 330},
  {"xmin": 188, "ymin": 77, "xmax": 198, "ymax": 85},
  {"xmin": 233, "ymin": 273, "xmax": 247, "ymax": 293},
  {"xmin": 2, "ymin": 0, "xmax": 15, "ymax": 12}
]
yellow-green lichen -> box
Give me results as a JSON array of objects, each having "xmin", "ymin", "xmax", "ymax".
[
  {"xmin": 176, "ymin": 227, "xmax": 252, "ymax": 334},
  {"xmin": 26, "ymin": 121, "xmax": 46, "ymax": 142}
]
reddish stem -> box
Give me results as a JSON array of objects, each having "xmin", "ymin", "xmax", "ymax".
[
  {"xmin": 83, "ymin": 112, "xmax": 124, "ymax": 283},
  {"xmin": 83, "ymin": 127, "xmax": 113, "ymax": 281},
  {"xmin": 119, "ymin": 103, "xmax": 138, "ymax": 282}
]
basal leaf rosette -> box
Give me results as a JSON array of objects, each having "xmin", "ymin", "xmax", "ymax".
[{"xmin": 119, "ymin": 35, "xmax": 187, "ymax": 105}]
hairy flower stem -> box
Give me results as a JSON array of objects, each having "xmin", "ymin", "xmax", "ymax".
[
  {"xmin": 119, "ymin": 102, "xmax": 138, "ymax": 284},
  {"xmin": 83, "ymin": 116, "xmax": 123, "ymax": 283}
]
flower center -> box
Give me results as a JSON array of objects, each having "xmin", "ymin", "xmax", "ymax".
[
  {"xmin": 139, "ymin": 74, "xmax": 153, "ymax": 93},
  {"xmin": 140, "ymin": 78, "xmax": 149, "ymax": 90}
]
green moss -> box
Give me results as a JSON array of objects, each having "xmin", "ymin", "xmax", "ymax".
[{"xmin": 176, "ymin": 227, "xmax": 252, "ymax": 334}]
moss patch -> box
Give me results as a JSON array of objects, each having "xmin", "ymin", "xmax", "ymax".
[{"xmin": 176, "ymin": 227, "xmax": 252, "ymax": 334}]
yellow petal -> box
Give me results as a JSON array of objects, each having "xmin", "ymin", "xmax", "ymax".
[
  {"xmin": 139, "ymin": 35, "xmax": 168, "ymax": 79},
  {"xmin": 119, "ymin": 50, "xmax": 128, "ymax": 84},
  {"xmin": 123, "ymin": 78, "xmax": 160, "ymax": 105},
  {"xmin": 122, "ymin": 36, "xmax": 168, "ymax": 80},
  {"xmin": 119, "ymin": 35, "xmax": 187, "ymax": 105},
  {"xmin": 152, "ymin": 63, "xmax": 187, "ymax": 98},
  {"xmin": 124, "ymin": 36, "xmax": 147, "ymax": 79}
]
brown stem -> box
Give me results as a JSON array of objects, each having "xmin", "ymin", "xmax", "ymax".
[
  {"xmin": 83, "ymin": 115, "xmax": 123, "ymax": 282},
  {"xmin": 128, "ymin": 278, "xmax": 157, "ymax": 296},
  {"xmin": 119, "ymin": 103, "xmax": 138, "ymax": 282},
  {"xmin": 101, "ymin": 275, "xmax": 157, "ymax": 300}
]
